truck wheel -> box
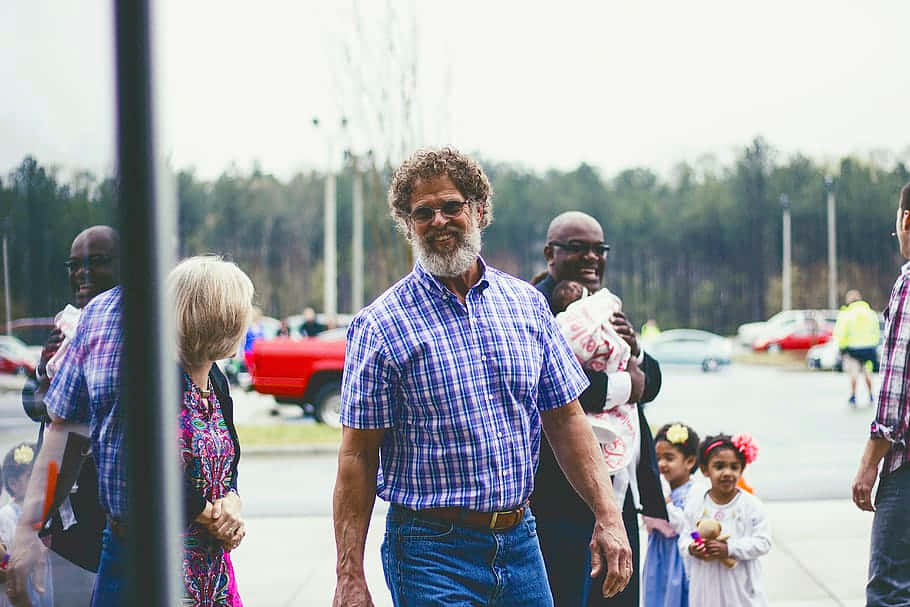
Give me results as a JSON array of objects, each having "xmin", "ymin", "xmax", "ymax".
[{"xmin": 314, "ymin": 382, "xmax": 343, "ymax": 428}]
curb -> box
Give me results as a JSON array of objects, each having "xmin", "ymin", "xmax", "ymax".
[{"xmin": 242, "ymin": 443, "xmax": 340, "ymax": 457}]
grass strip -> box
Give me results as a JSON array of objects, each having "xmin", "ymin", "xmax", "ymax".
[{"xmin": 236, "ymin": 423, "xmax": 341, "ymax": 446}]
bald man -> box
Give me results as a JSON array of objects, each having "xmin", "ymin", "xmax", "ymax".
[
  {"xmin": 531, "ymin": 211, "xmax": 665, "ymax": 607},
  {"xmin": 19, "ymin": 226, "xmax": 119, "ymax": 601}
]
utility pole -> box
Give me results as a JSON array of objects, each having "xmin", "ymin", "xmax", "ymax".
[
  {"xmin": 825, "ymin": 176, "xmax": 837, "ymax": 309},
  {"xmin": 2, "ymin": 220, "xmax": 10, "ymax": 335},
  {"xmin": 780, "ymin": 194, "xmax": 792, "ymax": 311},
  {"xmin": 323, "ymin": 151, "xmax": 337, "ymax": 319},
  {"xmin": 351, "ymin": 154, "xmax": 364, "ymax": 312}
]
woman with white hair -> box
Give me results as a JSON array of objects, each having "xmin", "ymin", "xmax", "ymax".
[{"xmin": 170, "ymin": 256, "xmax": 253, "ymax": 606}]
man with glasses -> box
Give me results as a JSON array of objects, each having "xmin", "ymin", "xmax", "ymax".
[
  {"xmin": 11, "ymin": 226, "xmax": 121, "ymax": 606},
  {"xmin": 532, "ymin": 211, "xmax": 665, "ymax": 607},
  {"xmin": 333, "ymin": 148, "xmax": 631, "ymax": 607}
]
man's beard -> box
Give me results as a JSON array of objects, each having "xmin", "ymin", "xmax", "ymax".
[{"xmin": 412, "ymin": 225, "xmax": 482, "ymax": 277}]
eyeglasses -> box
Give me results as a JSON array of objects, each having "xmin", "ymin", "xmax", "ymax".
[
  {"xmin": 409, "ymin": 200, "xmax": 470, "ymax": 224},
  {"xmin": 548, "ymin": 241, "xmax": 610, "ymax": 256},
  {"xmin": 64, "ymin": 254, "xmax": 116, "ymax": 273}
]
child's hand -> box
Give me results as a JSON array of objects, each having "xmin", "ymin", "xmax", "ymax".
[
  {"xmin": 688, "ymin": 542, "xmax": 707, "ymax": 559},
  {"xmin": 704, "ymin": 539, "xmax": 729, "ymax": 560}
]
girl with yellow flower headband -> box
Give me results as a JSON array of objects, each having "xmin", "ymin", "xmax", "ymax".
[
  {"xmin": 0, "ymin": 442, "xmax": 52, "ymax": 607},
  {"xmin": 643, "ymin": 423, "xmax": 701, "ymax": 607}
]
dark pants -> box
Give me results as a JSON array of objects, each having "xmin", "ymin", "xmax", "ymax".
[
  {"xmin": 382, "ymin": 505, "xmax": 553, "ymax": 606},
  {"xmin": 537, "ymin": 490, "xmax": 640, "ymax": 607},
  {"xmin": 868, "ymin": 463, "xmax": 910, "ymax": 606},
  {"xmin": 90, "ymin": 527, "xmax": 125, "ymax": 607}
]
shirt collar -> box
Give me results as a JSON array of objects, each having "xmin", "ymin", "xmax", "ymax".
[
  {"xmin": 902, "ymin": 261, "xmax": 910, "ymax": 276},
  {"xmin": 413, "ymin": 256, "xmax": 491, "ymax": 299}
]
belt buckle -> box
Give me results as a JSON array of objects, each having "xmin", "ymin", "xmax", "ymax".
[{"xmin": 489, "ymin": 511, "xmax": 499, "ymax": 530}]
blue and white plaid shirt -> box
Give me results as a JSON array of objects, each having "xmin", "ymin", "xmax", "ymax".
[
  {"xmin": 341, "ymin": 259, "xmax": 589, "ymax": 511},
  {"xmin": 45, "ymin": 287, "xmax": 126, "ymax": 518}
]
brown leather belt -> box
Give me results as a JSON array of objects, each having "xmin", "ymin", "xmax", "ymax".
[
  {"xmin": 416, "ymin": 502, "xmax": 528, "ymax": 532},
  {"xmin": 107, "ymin": 516, "xmax": 128, "ymax": 539}
]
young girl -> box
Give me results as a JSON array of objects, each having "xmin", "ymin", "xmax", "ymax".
[
  {"xmin": 0, "ymin": 442, "xmax": 53, "ymax": 607},
  {"xmin": 679, "ymin": 433, "xmax": 770, "ymax": 607},
  {"xmin": 643, "ymin": 422, "xmax": 700, "ymax": 607}
]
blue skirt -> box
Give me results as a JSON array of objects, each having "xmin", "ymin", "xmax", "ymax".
[{"xmin": 643, "ymin": 531, "xmax": 688, "ymax": 607}]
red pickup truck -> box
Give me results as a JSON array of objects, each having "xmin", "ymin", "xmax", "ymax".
[{"xmin": 249, "ymin": 329, "xmax": 346, "ymax": 427}]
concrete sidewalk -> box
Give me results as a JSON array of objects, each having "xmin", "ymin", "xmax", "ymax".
[{"xmin": 230, "ymin": 499, "xmax": 872, "ymax": 607}]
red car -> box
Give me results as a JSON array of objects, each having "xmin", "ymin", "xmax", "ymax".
[
  {"xmin": 0, "ymin": 336, "xmax": 38, "ymax": 375},
  {"xmin": 250, "ymin": 329, "xmax": 346, "ymax": 426},
  {"xmin": 753, "ymin": 320, "xmax": 833, "ymax": 352}
]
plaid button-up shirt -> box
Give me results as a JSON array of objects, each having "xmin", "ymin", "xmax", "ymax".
[
  {"xmin": 341, "ymin": 259, "xmax": 589, "ymax": 512},
  {"xmin": 45, "ymin": 287, "xmax": 126, "ymax": 517},
  {"xmin": 872, "ymin": 261, "xmax": 910, "ymax": 476}
]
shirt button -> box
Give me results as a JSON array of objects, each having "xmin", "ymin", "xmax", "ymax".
[
  {"xmin": 497, "ymin": 432, "xmax": 503, "ymax": 438},
  {"xmin": 481, "ymin": 355, "xmax": 487, "ymax": 361},
  {"xmin": 487, "ymin": 395, "xmax": 494, "ymax": 401}
]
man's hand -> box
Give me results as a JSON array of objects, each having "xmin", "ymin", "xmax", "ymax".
[
  {"xmin": 852, "ymin": 461, "xmax": 878, "ymax": 512},
  {"xmin": 627, "ymin": 358, "xmax": 644, "ymax": 403},
  {"xmin": 852, "ymin": 438, "xmax": 890, "ymax": 512},
  {"xmin": 589, "ymin": 515, "xmax": 633, "ymax": 598},
  {"xmin": 37, "ymin": 329, "xmax": 64, "ymax": 377},
  {"xmin": 333, "ymin": 573, "xmax": 374, "ymax": 607},
  {"xmin": 611, "ymin": 312, "xmax": 640, "ymax": 357},
  {"xmin": 7, "ymin": 525, "xmax": 48, "ymax": 607}
]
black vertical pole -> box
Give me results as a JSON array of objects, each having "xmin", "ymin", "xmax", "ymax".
[{"xmin": 113, "ymin": 0, "xmax": 181, "ymax": 604}]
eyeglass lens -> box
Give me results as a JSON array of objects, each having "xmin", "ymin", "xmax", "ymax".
[{"xmin": 411, "ymin": 200, "xmax": 467, "ymax": 223}]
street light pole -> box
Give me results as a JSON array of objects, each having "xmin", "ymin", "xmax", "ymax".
[
  {"xmin": 2, "ymin": 224, "xmax": 10, "ymax": 335},
  {"xmin": 780, "ymin": 194, "xmax": 792, "ymax": 311},
  {"xmin": 313, "ymin": 117, "xmax": 339, "ymax": 320},
  {"xmin": 825, "ymin": 176, "xmax": 837, "ymax": 309}
]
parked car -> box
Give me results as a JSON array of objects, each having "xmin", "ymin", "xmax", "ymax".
[
  {"xmin": 249, "ymin": 328, "xmax": 346, "ymax": 427},
  {"xmin": 737, "ymin": 309, "xmax": 838, "ymax": 349},
  {"xmin": 0, "ymin": 336, "xmax": 39, "ymax": 375},
  {"xmin": 753, "ymin": 318, "xmax": 833, "ymax": 352},
  {"xmin": 643, "ymin": 329, "xmax": 732, "ymax": 372},
  {"xmin": 807, "ymin": 313, "xmax": 884, "ymax": 371}
]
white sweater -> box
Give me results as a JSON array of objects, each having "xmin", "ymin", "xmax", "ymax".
[{"xmin": 678, "ymin": 488, "xmax": 772, "ymax": 607}]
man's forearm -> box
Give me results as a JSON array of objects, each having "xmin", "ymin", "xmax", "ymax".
[
  {"xmin": 541, "ymin": 402, "xmax": 620, "ymax": 520},
  {"xmin": 333, "ymin": 445, "xmax": 380, "ymax": 579},
  {"xmin": 18, "ymin": 419, "xmax": 86, "ymax": 529},
  {"xmin": 860, "ymin": 437, "xmax": 891, "ymax": 470}
]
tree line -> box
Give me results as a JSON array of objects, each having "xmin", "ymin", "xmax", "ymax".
[{"xmin": 2, "ymin": 138, "xmax": 908, "ymax": 335}]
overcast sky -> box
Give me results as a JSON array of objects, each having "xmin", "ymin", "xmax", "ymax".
[{"xmin": 2, "ymin": 0, "xmax": 908, "ymax": 181}]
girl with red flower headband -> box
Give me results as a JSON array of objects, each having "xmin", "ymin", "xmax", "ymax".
[{"xmin": 679, "ymin": 433, "xmax": 771, "ymax": 607}]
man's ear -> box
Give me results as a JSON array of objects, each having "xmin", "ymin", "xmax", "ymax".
[
  {"xmin": 902, "ymin": 209, "xmax": 910, "ymax": 231},
  {"xmin": 544, "ymin": 243, "xmax": 554, "ymax": 262}
]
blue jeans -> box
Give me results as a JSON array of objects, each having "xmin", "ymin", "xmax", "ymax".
[
  {"xmin": 868, "ymin": 463, "xmax": 910, "ymax": 606},
  {"xmin": 382, "ymin": 505, "xmax": 553, "ymax": 606},
  {"xmin": 91, "ymin": 527, "xmax": 126, "ymax": 607}
]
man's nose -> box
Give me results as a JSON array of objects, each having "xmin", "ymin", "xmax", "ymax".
[{"xmin": 429, "ymin": 209, "xmax": 449, "ymax": 226}]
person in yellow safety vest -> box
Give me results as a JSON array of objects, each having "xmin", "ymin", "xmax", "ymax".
[
  {"xmin": 641, "ymin": 319, "xmax": 662, "ymax": 342},
  {"xmin": 834, "ymin": 290, "xmax": 881, "ymax": 407}
]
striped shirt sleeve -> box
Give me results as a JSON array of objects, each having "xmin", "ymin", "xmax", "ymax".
[
  {"xmin": 340, "ymin": 315, "xmax": 399, "ymax": 429},
  {"xmin": 872, "ymin": 272, "xmax": 910, "ymax": 447}
]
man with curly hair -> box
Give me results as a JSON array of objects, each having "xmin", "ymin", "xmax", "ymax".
[{"xmin": 333, "ymin": 147, "xmax": 632, "ymax": 607}]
